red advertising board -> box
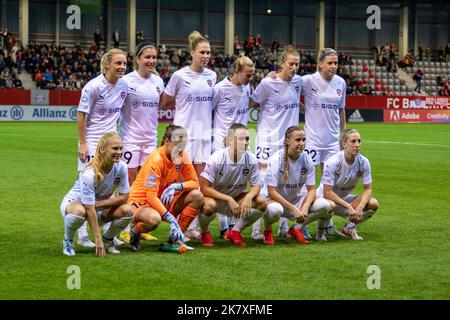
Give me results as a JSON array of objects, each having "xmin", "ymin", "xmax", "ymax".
[{"xmin": 383, "ymin": 109, "xmax": 450, "ymax": 123}]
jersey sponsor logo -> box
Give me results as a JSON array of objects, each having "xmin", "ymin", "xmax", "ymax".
[
  {"xmin": 187, "ymin": 95, "xmax": 194, "ymax": 103},
  {"xmin": 242, "ymin": 168, "xmax": 250, "ymax": 176},
  {"xmin": 114, "ymin": 177, "xmax": 121, "ymax": 185},
  {"xmin": 301, "ymin": 168, "xmax": 307, "ymax": 175},
  {"xmin": 207, "ymin": 79, "xmax": 213, "ymax": 87},
  {"xmin": 227, "ymin": 183, "xmax": 247, "ymax": 190},
  {"xmin": 356, "ymin": 170, "xmax": 363, "ymax": 177},
  {"xmin": 275, "ymin": 103, "xmax": 299, "ymax": 111},
  {"xmin": 320, "ymin": 103, "xmax": 338, "ymax": 110},
  {"xmin": 81, "ymin": 95, "xmax": 88, "ymax": 103},
  {"xmin": 120, "ymin": 91, "xmax": 126, "ymax": 99},
  {"xmin": 156, "ymin": 86, "xmax": 161, "ymax": 95},
  {"xmin": 336, "ymin": 89, "xmax": 342, "ymax": 96},
  {"xmin": 97, "ymin": 107, "xmax": 107, "ymax": 115},
  {"xmin": 147, "ymin": 174, "xmax": 157, "ymax": 181}
]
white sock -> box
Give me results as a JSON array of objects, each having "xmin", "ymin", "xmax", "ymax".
[
  {"xmin": 234, "ymin": 208, "xmax": 265, "ymax": 232},
  {"xmin": 198, "ymin": 212, "xmax": 216, "ymax": 232},
  {"xmin": 103, "ymin": 221, "xmax": 111, "ymax": 233},
  {"xmin": 362, "ymin": 210, "xmax": 376, "ymax": 222},
  {"xmin": 278, "ymin": 217, "xmax": 289, "ymax": 234},
  {"xmin": 217, "ymin": 213, "xmax": 229, "ymax": 231},
  {"xmin": 251, "ymin": 217, "xmax": 261, "ymax": 233},
  {"xmin": 102, "ymin": 216, "xmax": 133, "ymax": 242},
  {"xmin": 65, "ymin": 214, "xmax": 85, "ymax": 241},
  {"xmin": 187, "ymin": 216, "xmax": 199, "ymax": 231},
  {"xmin": 77, "ymin": 220, "xmax": 89, "ymax": 238},
  {"xmin": 229, "ymin": 215, "xmax": 236, "ymax": 227}
]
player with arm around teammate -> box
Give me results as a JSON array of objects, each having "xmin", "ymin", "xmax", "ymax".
[
  {"xmin": 262, "ymin": 126, "xmax": 335, "ymax": 245},
  {"xmin": 250, "ymin": 45, "xmax": 303, "ymax": 240},
  {"xmin": 198, "ymin": 123, "xmax": 267, "ymax": 247},
  {"xmin": 75, "ymin": 48, "xmax": 128, "ymax": 248},
  {"xmin": 317, "ymin": 129, "xmax": 379, "ymax": 240},
  {"xmin": 118, "ymin": 42, "xmax": 163, "ymax": 243},
  {"xmin": 60, "ymin": 132, "xmax": 133, "ymax": 256},
  {"xmin": 301, "ymin": 47, "xmax": 347, "ymax": 240},
  {"xmin": 127, "ymin": 124, "xmax": 204, "ymax": 251}
]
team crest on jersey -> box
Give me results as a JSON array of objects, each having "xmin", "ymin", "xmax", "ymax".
[
  {"xmin": 114, "ymin": 177, "xmax": 121, "ymax": 185},
  {"xmin": 120, "ymin": 91, "xmax": 126, "ymax": 99},
  {"xmin": 301, "ymin": 168, "xmax": 307, "ymax": 175},
  {"xmin": 132, "ymin": 99, "xmax": 140, "ymax": 109},
  {"xmin": 156, "ymin": 86, "xmax": 161, "ymax": 95},
  {"xmin": 175, "ymin": 164, "xmax": 181, "ymax": 172},
  {"xmin": 336, "ymin": 89, "xmax": 342, "ymax": 96},
  {"xmin": 356, "ymin": 170, "xmax": 362, "ymax": 177},
  {"xmin": 242, "ymin": 168, "xmax": 250, "ymax": 176},
  {"xmin": 207, "ymin": 79, "xmax": 213, "ymax": 87},
  {"xmin": 295, "ymin": 86, "xmax": 300, "ymax": 94}
]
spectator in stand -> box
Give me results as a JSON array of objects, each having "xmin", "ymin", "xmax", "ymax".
[
  {"xmin": 271, "ymin": 39, "xmax": 280, "ymax": 56},
  {"xmin": 446, "ymin": 43, "xmax": 450, "ymax": 63},
  {"xmin": 438, "ymin": 47, "xmax": 445, "ymax": 63},
  {"xmin": 387, "ymin": 61, "xmax": 398, "ymax": 73},
  {"xmin": 418, "ymin": 45, "xmax": 424, "ymax": 61},
  {"xmin": 414, "ymin": 69, "xmax": 424, "ymax": 93},
  {"xmin": 112, "ymin": 29, "xmax": 120, "ymax": 49},
  {"xmin": 233, "ymin": 35, "xmax": 241, "ymax": 55},
  {"xmin": 425, "ymin": 46, "xmax": 431, "ymax": 61},
  {"xmin": 255, "ymin": 34, "xmax": 262, "ymax": 52},
  {"xmin": 13, "ymin": 74, "xmax": 23, "ymax": 88},
  {"xmin": 439, "ymin": 81, "xmax": 449, "ymax": 96},
  {"xmin": 245, "ymin": 35, "xmax": 254, "ymax": 56},
  {"xmin": 93, "ymin": 28, "xmax": 102, "ymax": 50},
  {"xmin": 2, "ymin": 27, "xmax": 11, "ymax": 50}
]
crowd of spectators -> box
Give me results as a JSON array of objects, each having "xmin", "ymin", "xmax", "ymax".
[
  {"xmin": 1, "ymin": 27, "xmax": 449, "ymax": 97},
  {"xmin": 0, "ymin": 27, "xmax": 23, "ymax": 89}
]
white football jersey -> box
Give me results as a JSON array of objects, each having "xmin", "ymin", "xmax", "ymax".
[
  {"xmin": 252, "ymin": 75, "xmax": 302, "ymax": 147},
  {"xmin": 200, "ymin": 148, "xmax": 262, "ymax": 199},
  {"xmin": 317, "ymin": 151, "xmax": 372, "ymax": 198},
  {"xmin": 119, "ymin": 71, "xmax": 164, "ymax": 145},
  {"xmin": 164, "ymin": 66, "xmax": 217, "ymax": 140},
  {"xmin": 212, "ymin": 77, "xmax": 251, "ymax": 151},
  {"xmin": 66, "ymin": 161, "xmax": 130, "ymax": 205},
  {"xmin": 302, "ymin": 72, "xmax": 346, "ymax": 149},
  {"xmin": 77, "ymin": 74, "xmax": 128, "ymax": 145},
  {"xmin": 264, "ymin": 149, "xmax": 315, "ymax": 204}
]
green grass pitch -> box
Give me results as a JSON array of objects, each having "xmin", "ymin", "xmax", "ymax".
[{"xmin": 0, "ymin": 122, "xmax": 449, "ymax": 299}]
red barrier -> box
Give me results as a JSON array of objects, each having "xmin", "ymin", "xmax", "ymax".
[
  {"xmin": 0, "ymin": 89, "xmax": 31, "ymax": 104},
  {"xmin": 49, "ymin": 90, "xmax": 82, "ymax": 105}
]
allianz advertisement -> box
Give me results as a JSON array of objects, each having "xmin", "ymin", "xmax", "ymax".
[{"xmin": 0, "ymin": 105, "xmax": 78, "ymax": 121}]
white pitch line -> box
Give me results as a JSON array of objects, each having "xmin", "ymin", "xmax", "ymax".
[{"xmin": 365, "ymin": 140, "xmax": 450, "ymax": 148}]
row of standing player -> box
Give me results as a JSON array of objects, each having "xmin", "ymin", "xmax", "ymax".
[{"xmin": 60, "ymin": 30, "xmax": 379, "ymax": 256}]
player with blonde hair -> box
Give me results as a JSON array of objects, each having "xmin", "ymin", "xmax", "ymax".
[
  {"xmin": 60, "ymin": 132, "xmax": 133, "ymax": 256},
  {"xmin": 317, "ymin": 129, "xmax": 379, "ymax": 240},
  {"xmin": 75, "ymin": 48, "xmax": 128, "ymax": 248},
  {"xmin": 211, "ymin": 55, "xmax": 255, "ymax": 237},
  {"xmin": 250, "ymin": 45, "xmax": 303, "ymax": 240}
]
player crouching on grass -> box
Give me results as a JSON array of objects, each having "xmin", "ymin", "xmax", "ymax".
[
  {"xmin": 60, "ymin": 132, "xmax": 134, "ymax": 257},
  {"xmin": 198, "ymin": 123, "xmax": 267, "ymax": 247},
  {"xmin": 127, "ymin": 124, "xmax": 203, "ymax": 251},
  {"xmin": 262, "ymin": 126, "xmax": 335, "ymax": 245},
  {"xmin": 316, "ymin": 129, "xmax": 379, "ymax": 240}
]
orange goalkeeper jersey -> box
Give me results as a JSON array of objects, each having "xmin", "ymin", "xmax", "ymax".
[{"xmin": 129, "ymin": 146, "xmax": 199, "ymax": 215}]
